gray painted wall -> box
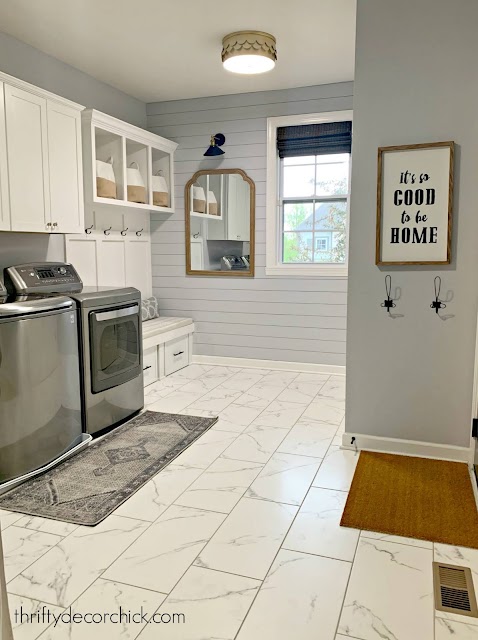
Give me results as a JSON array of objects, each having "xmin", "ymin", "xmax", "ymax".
[
  {"xmin": 346, "ymin": 0, "xmax": 478, "ymax": 447},
  {"xmin": 0, "ymin": 31, "xmax": 146, "ymax": 126},
  {"xmin": 147, "ymin": 83, "xmax": 353, "ymax": 366},
  {"xmin": 0, "ymin": 30, "xmax": 147, "ymax": 269}
]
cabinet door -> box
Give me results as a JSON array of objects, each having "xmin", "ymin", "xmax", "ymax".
[
  {"xmin": 227, "ymin": 174, "xmax": 250, "ymax": 241},
  {"xmin": 97, "ymin": 237, "xmax": 126, "ymax": 287},
  {"xmin": 0, "ymin": 83, "xmax": 10, "ymax": 231},
  {"xmin": 125, "ymin": 236, "xmax": 152, "ymax": 297},
  {"xmin": 5, "ymin": 84, "xmax": 50, "ymax": 232},
  {"xmin": 47, "ymin": 101, "xmax": 84, "ymax": 234},
  {"xmin": 190, "ymin": 238, "xmax": 204, "ymax": 270}
]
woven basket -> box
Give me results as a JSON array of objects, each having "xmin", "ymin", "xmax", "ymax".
[
  {"xmin": 127, "ymin": 162, "xmax": 147, "ymax": 204},
  {"xmin": 192, "ymin": 186, "xmax": 206, "ymax": 213},
  {"xmin": 208, "ymin": 190, "xmax": 219, "ymax": 215},
  {"xmin": 152, "ymin": 172, "xmax": 169, "ymax": 207},
  {"xmin": 96, "ymin": 157, "xmax": 116, "ymax": 199}
]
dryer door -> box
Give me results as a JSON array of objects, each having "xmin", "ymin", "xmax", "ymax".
[{"xmin": 89, "ymin": 303, "xmax": 141, "ymax": 393}]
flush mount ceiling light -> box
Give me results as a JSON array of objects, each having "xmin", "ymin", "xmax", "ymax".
[{"xmin": 221, "ymin": 31, "xmax": 277, "ymax": 75}]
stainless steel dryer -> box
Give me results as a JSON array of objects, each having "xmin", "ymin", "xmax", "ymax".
[
  {"xmin": 71, "ymin": 286, "xmax": 144, "ymax": 435},
  {"xmin": 0, "ymin": 270, "xmax": 89, "ymax": 491}
]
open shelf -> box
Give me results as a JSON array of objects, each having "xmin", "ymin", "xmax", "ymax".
[
  {"xmin": 190, "ymin": 173, "xmax": 224, "ymax": 220},
  {"xmin": 126, "ymin": 139, "xmax": 150, "ymax": 206},
  {"xmin": 83, "ymin": 110, "xmax": 177, "ymax": 215},
  {"xmin": 94, "ymin": 127, "xmax": 125, "ymax": 200},
  {"xmin": 191, "ymin": 210, "xmax": 223, "ymax": 220}
]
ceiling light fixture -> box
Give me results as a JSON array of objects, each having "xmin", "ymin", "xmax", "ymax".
[{"xmin": 221, "ymin": 31, "xmax": 277, "ymax": 75}]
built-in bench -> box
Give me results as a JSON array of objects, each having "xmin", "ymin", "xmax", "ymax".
[{"xmin": 142, "ymin": 316, "xmax": 195, "ymax": 386}]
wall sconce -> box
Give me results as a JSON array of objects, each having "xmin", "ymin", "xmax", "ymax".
[{"xmin": 204, "ymin": 133, "xmax": 226, "ymax": 157}]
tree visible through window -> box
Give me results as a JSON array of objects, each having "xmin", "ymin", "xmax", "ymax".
[{"xmin": 280, "ymin": 153, "xmax": 350, "ymax": 264}]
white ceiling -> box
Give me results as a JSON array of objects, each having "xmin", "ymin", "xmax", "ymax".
[{"xmin": 0, "ymin": 0, "xmax": 356, "ymax": 103}]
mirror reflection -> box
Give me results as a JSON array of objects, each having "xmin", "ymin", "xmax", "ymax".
[{"xmin": 186, "ymin": 170, "xmax": 255, "ymax": 276}]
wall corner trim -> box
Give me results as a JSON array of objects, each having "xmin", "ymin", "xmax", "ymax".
[{"xmin": 341, "ymin": 432, "xmax": 470, "ymax": 463}]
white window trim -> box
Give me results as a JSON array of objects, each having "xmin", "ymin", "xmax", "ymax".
[{"xmin": 266, "ymin": 110, "xmax": 353, "ymax": 277}]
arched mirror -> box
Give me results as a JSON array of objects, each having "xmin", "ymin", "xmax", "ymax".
[{"xmin": 185, "ymin": 169, "xmax": 255, "ymax": 277}]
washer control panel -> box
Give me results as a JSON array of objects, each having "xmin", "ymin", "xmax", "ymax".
[{"xmin": 5, "ymin": 262, "xmax": 83, "ymax": 294}]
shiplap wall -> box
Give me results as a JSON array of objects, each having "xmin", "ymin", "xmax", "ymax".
[{"xmin": 147, "ymin": 82, "xmax": 353, "ymax": 366}]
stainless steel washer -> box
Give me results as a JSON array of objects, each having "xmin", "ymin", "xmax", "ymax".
[{"xmin": 0, "ymin": 279, "xmax": 88, "ymax": 490}]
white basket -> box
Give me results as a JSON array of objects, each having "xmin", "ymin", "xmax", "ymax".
[
  {"xmin": 152, "ymin": 171, "xmax": 169, "ymax": 208},
  {"xmin": 127, "ymin": 162, "xmax": 146, "ymax": 203},
  {"xmin": 96, "ymin": 156, "xmax": 116, "ymax": 199},
  {"xmin": 208, "ymin": 190, "xmax": 218, "ymax": 215},
  {"xmin": 192, "ymin": 185, "xmax": 206, "ymax": 213}
]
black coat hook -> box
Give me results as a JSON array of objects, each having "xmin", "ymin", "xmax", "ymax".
[
  {"xmin": 381, "ymin": 275, "xmax": 396, "ymax": 314},
  {"xmin": 103, "ymin": 226, "xmax": 112, "ymax": 236},
  {"xmin": 430, "ymin": 276, "xmax": 446, "ymax": 314},
  {"xmin": 85, "ymin": 224, "xmax": 94, "ymax": 235}
]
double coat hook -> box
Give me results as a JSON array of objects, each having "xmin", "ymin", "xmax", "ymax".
[
  {"xmin": 381, "ymin": 275, "xmax": 396, "ymax": 314},
  {"xmin": 430, "ymin": 276, "xmax": 447, "ymax": 314}
]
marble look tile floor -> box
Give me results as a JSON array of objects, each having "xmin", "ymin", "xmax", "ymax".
[{"xmin": 0, "ymin": 365, "xmax": 475, "ymax": 639}]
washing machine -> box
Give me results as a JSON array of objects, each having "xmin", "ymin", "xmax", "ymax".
[{"xmin": 0, "ymin": 271, "xmax": 89, "ymax": 492}]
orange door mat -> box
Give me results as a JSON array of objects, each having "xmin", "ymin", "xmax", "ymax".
[{"xmin": 341, "ymin": 451, "xmax": 478, "ymax": 549}]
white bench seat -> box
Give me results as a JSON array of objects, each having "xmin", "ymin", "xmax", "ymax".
[
  {"xmin": 142, "ymin": 316, "xmax": 193, "ymax": 341},
  {"xmin": 142, "ymin": 316, "xmax": 194, "ymax": 385}
]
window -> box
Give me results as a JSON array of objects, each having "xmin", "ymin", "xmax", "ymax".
[
  {"xmin": 266, "ymin": 111, "xmax": 352, "ymax": 277},
  {"xmin": 281, "ymin": 153, "xmax": 350, "ymax": 265}
]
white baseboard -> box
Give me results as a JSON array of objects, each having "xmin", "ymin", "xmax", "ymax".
[
  {"xmin": 341, "ymin": 432, "xmax": 469, "ymax": 463},
  {"xmin": 192, "ymin": 354, "xmax": 346, "ymax": 376}
]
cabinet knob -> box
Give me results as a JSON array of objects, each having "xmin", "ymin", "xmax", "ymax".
[
  {"xmin": 46, "ymin": 222, "xmax": 52, "ymax": 229},
  {"xmin": 52, "ymin": 222, "xmax": 58, "ymax": 229}
]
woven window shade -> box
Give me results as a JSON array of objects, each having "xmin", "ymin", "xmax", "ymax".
[{"xmin": 277, "ymin": 121, "xmax": 352, "ymax": 158}]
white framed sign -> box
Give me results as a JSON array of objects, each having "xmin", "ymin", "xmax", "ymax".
[{"xmin": 376, "ymin": 141, "xmax": 454, "ymax": 265}]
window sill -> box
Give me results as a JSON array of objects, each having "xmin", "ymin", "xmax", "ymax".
[{"xmin": 265, "ymin": 264, "xmax": 348, "ymax": 278}]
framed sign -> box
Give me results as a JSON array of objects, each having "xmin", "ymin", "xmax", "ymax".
[{"xmin": 376, "ymin": 141, "xmax": 454, "ymax": 265}]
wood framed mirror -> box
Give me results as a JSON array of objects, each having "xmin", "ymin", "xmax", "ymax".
[{"xmin": 185, "ymin": 169, "xmax": 255, "ymax": 277}]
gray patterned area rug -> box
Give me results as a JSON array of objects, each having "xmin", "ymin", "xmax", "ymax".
[{"xmin": 0, "ymin": 411, "xmax": 217, "ymax": 526}]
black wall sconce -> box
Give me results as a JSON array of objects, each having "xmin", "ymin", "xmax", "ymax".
[{"xmin": 204, "ymin": 133, "xmax": 226, "ymax": 157}]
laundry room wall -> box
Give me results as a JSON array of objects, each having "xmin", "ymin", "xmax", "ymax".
[
  {"xmin": 346, "ymin": 0, "xmax": 478, "ymax": 449},
  {"xmin": 147, "ymin": 82, "xmax": 353, "ymax": 366}
]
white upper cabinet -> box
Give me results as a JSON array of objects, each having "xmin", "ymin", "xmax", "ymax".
[
  {"xmin": 0, "ymin": 83, "xmax": 10, "ymax": 231},
  {"xmin": 5, "ymin": 84, "xmax": 50, "ymax": 232},
  {"xmin": 47, "ymin": 101, "xmax": 84, "ymax": 233},
  {"xmin": 0, "ymin": 71, "xmax": 85, "ymax": 234}
]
